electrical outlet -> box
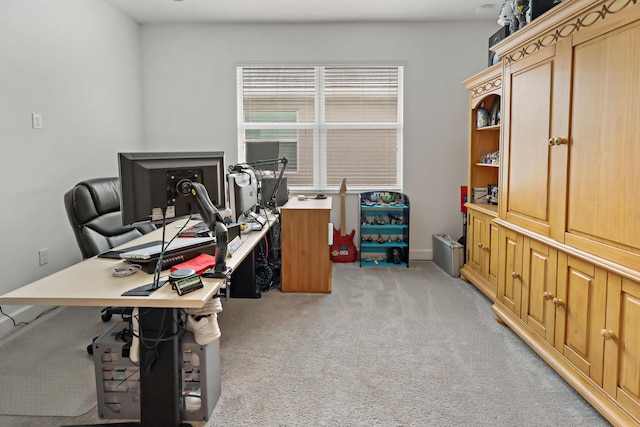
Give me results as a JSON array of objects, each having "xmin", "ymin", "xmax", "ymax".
[
  {"xmin": 32, "ymin": 113, "xmax": 43, "ymax": 129},
  {"xmin": 38, "ymin": 248, "xmax": 49, "ymax": 266}
]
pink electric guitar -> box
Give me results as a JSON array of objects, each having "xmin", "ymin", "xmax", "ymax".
[{"xmin": 330, "ymin": 179, "xmax": 358, "ymax": 262}]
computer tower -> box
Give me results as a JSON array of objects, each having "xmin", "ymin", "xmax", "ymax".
[{"xmin": 93, "ymin": 322, "xmax": 220, "ymax": 422}]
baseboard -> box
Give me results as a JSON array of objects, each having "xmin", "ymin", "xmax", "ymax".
[
  {"xmin": 0, "ymin": 305, "xmax": 58, "ymax": 340},
  {"xmin": 410, "ymin": 249, "xmax": 432, "ymax": 260}
]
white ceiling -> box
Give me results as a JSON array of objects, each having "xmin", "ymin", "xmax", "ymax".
[{"xmin": 104, "ymin": 0, "xmax": 504, "ymax": 24}]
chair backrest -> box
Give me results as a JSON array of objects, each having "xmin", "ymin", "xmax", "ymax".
[{"xmin": 64, "ymin": 177, "xmax": 156, "ymax": 259}]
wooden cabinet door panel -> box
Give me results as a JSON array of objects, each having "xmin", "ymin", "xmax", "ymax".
[
  {"xmin": 502, "ymin": 47, "xmax": 555, "ymax": 236},
  {"xmin": 604, "ymin": 276, "xmax": 640, "ymax": 421},
  {"xmin": 521, "ymin": 238, "xmax": 557, "ymax": 344},
  {"xmin": 468, "ymin": 211, "xmax": 484, "ymax": 275},
  {"xmin": 487, "ymin": 220, "xmax": 499, "ymax": 290},
  {"xmin": 498, "ymin": 228, "xmax": 522, "ymax": 316},
  {"xmin": 566, "ymin": 21, "xmax": 640, "ymax": 270},
  {"xmin": 556, "ymin": 254, "xmax": 607, "ymax": 385}
]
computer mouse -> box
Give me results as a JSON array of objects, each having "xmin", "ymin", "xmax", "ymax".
[{"xmin": 315, "ymin": 194, "xmax": 327, "ymax": 199}]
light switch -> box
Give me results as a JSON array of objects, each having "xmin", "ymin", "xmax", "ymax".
[{"xmin": 32, "ymin": 113, "xmax": 43, "ymax": 129}]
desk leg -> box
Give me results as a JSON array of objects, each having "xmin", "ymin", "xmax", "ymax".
[{"xmin": 138, "ymin": 307, "xmax": 184, "ymax": 427}]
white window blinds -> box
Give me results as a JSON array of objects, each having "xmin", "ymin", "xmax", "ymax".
[{"xmin": 238, "ymin": 65, "xmax": 403, "ymax": 191}]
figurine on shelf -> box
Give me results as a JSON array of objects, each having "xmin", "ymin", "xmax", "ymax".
[
  {"xmin": 477, "ymin": 102, "xmax": 491, "ymax": 128},
  {"xmin": 387, "ymin": 247, "xmax": 402, "ymax": 264},
  {"xmin": 374, "ymin": 215, "xmax": 386, "ymax": 225},
  {"xmin": 490, "ymin": 101, "xmax": 501, "ymax": 126},
  {"xmin": 510, "ymin": 0, "xmax": 530, "ymax": 32},
  {"xmin": 497, "ymin": 0, "xmax": 515, "ymax": 27},
  {"xmin": 389, "ymin": 214, "xmax": 404, "ymax": 225},
  {"xmin": 377, "ymin": 234, "xmax": 385, "ymax": 244}
]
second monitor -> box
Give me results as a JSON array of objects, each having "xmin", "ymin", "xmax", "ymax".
[{"xmin": 228, "ymin": 168, "xmax": 258, "ymax": 223}]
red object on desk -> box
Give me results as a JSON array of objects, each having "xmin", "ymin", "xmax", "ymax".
[{"xmin": 170, "ymin": 253, "xmax": 216, "ymax": 276}]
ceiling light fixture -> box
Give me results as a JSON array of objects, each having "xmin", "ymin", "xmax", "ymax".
[{"xmin": 475, "ymin": 4, "xmax": 496, "ymax": 15}]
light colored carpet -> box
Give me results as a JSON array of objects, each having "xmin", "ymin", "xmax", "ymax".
[
  {"xmin": 0, "ymin": 262, "xmax": 612, "ymax": 426},
  {"xmin": 0, "ymin": 306, "xmax": 105, "ymax": 417},
  {"xmin": 206, "ymin": 261, "xmax": 610, "ymax": 426}
]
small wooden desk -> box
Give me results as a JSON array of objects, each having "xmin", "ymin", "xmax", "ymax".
[{"xmin": 0, "ymin": 217, "xmax": 271, "ymax": 427}]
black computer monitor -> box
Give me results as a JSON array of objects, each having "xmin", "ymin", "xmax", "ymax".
[{"xmin": 118, "ymin": 151, "xmax": 226, "ymax": 226}]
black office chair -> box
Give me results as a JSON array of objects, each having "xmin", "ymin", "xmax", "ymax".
[{"xmin": 64, "ymin": 177, "xmax": 156, "ymax": 322}]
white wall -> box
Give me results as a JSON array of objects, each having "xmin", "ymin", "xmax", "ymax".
[
  {"xmin": 0, "ymin": 0, "xmax": 143, "ymax": 329},
  {"xmin": 0, "ymin": 2, "xmax": 498, "ymax": 334},
  {"xmin": 140, "ymin": 22, "xmax": 496, "ymax": 259}
]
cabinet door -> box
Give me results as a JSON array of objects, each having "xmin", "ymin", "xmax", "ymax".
[
  {"xmin": 467, "ymin": 210, "xmax": 485, "ymax": 276},
  {"xmin": 555, "ymin": 254, "xmax": 607, "ymax": 386},
  {"xmin": 603, "ymin": 275, "xmax": 640, "ymax": 421},
  {"xmin": 501, "ymin": 46, "xmax": 553, "ymax": 235},
  {"xmin": 501, "ymin": 43, "xmax": 568, "ymax": 238},
  {"xmin": 485, "ymin": 219, "xmax": 499, "ymax": 291},
  {"xmin": 497, "ymin": 227, "xmax": 523, "ymax": 316},
  {"xmin": 521, "ymin": 238, "xmax": 557, "ymax": 344},
  {"xmin": 564, "ymin": 17, "xmax": 640, "ymax": 271}
]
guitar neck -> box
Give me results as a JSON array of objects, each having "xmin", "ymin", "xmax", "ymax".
[{"xmin": 340, "ymin": 193, "xmax": 346, "ymax": 237}]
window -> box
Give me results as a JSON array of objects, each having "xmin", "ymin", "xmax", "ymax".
[{"xmin": 237, "ymin": 66, "xmax": 403, "ymax": 191}]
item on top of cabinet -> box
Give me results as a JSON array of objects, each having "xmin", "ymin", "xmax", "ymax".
[
  {"xmin": 510, "ymin": 0, "xmax": 530, "ymax": 32},
  {"xmin": 488, "ymin": 25, "xmax": 510, "ymax": 67},
  {"xmin": 528, "ymin": 0, "xmax": 561, "ymax": 23},
  {"xmin": 497, "ymin": 0, "xmax": 515, "ymax": 26}
]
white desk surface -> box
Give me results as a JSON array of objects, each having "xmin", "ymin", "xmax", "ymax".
[
  {"xmin": 0, "ymin": 217, "xmax": 272, "ymax": 309},
  {"xmin": 282, "ymin": 196, "xmax": 332, "ymax": 210}
]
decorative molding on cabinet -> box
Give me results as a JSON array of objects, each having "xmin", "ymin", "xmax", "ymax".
[
  {"xmin": 470, "ymin": 76, "xmax": 502, "ymax": 100},
  {"xmin": 495, "ymin": 0, "xmax": 639, "ymax": 65}
]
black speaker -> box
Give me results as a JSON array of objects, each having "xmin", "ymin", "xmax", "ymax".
[
  {"xmin": 530, "ymin": 0, "xmax": 560, "ymax": 22},
  {"xmin": 488, "ymin": 26, "xmax": 510, "ymax": 67}
]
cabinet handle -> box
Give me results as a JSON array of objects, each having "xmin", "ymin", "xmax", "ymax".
[
  {"xmin": 601, "ymin": 329, "xmax": 616, "ymax": 341},
  {"xmin": 543, "ymin": 292, "xmax": 554, "ymax": 300},
  {"xmin": 552, "ymin": 297, "xmax": 565, "ymax": 307},
  {"xmin": 478, "ymin": 243, "xmax": 485, "ymax": 249},
  {"xmin": 511, "ymin": 272, "xmax": 520, "ymax": 279},
  {"xmin": 548, "ymin": 137, "xmax": 569, "ymax": 146}
]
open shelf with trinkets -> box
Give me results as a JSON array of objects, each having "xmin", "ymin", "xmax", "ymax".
[
  {"xmin": 463, "ymin": 62, "xmax": 501, "ymax": 213},
  {"xmin": 359, "ymin": 191, "xmax": 409, "ymax": 267}
]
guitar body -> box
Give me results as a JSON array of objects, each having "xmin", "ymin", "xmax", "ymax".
[
  {"xmin": 331, "ymin": 227, "xmax": 358, "ymax": 262},
  {"xmin": 330, "ymin": 178, "xmax": 358, "ymax": 263}
]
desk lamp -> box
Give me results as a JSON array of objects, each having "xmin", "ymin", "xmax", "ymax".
[{"xmin": 229, "ymin": 156, "xmax": 288, "ymax": 213}]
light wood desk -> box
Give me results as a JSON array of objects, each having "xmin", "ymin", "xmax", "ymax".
[{"xmin": 0, "ymin": 217, "xmax": 271, "ymax": 427}]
